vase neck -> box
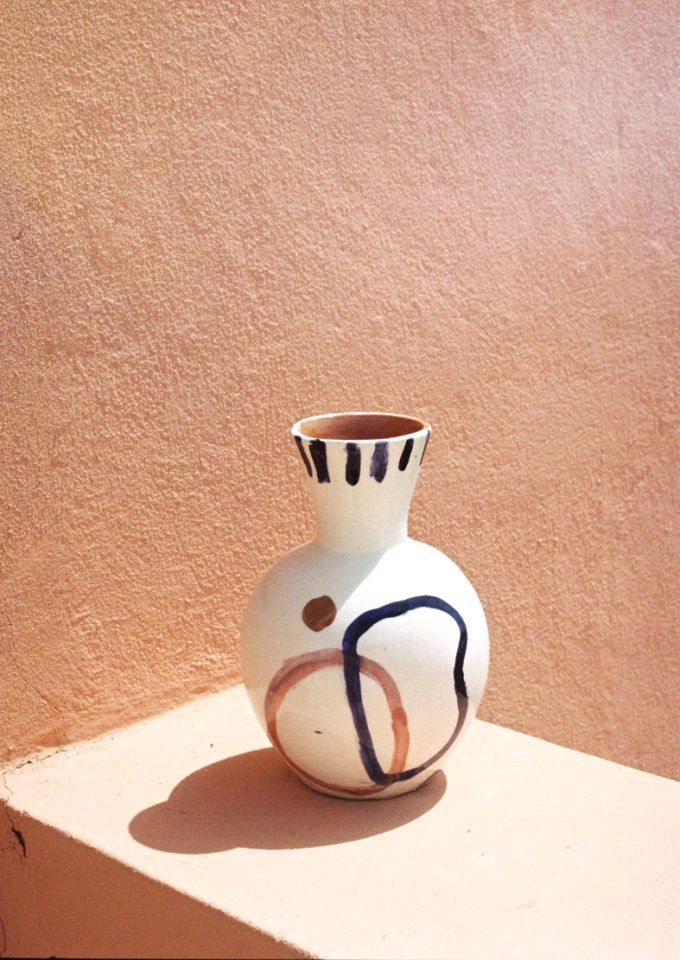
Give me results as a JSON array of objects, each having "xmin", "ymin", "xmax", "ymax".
[{"xmin": 293, "ymin": 417, "xmax": 431, "ymax": 554}]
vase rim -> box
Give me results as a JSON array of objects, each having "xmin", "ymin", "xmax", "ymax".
[{"xmin": 292, "ymin": 411, "xmax": 430, "ymax": 443}]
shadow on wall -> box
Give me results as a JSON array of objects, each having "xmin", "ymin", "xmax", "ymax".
[{"xmin": 129, "ymin": 747, "xmax": 446, "ymax": 853}]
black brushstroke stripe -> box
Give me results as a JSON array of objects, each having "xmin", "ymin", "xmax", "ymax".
[
  {"xmin": 370, "ymin": 441, "xmax": 388, "ymax": 482},
  {"xmin": 420, "ymin": 430, "xmax": 431, "ymax": 464},
  {"xmin": 309, "ymin": 439, "xmax": 330, "ymax": 483},
  {"xmin": 343, "ymin": 595, "xmax": 469, "ymax": 786},
  {"xmin": 294, "ymin": 436, "xmax": 312, "ymax": 477},
  {"xmin": 345, "ymin": 443, "xmax": 361, "ymax": 485},
  {"xmin": 398, "ymin": 437, "xmax": 414, "ymax": 471}
]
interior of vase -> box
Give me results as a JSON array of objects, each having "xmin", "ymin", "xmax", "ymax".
[{"xmin": 296, "ymin": 413, "xmax": 428, "ymax": 441}]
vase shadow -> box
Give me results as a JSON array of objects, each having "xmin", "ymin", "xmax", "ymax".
[{"xmin": 129, "ymin": 747, "xmax": 446, "ymax": 853}]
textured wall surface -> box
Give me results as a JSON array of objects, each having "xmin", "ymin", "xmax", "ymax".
[{"xmin": 1, "ymin": 1, "xmax": 678, "ymax": 777}]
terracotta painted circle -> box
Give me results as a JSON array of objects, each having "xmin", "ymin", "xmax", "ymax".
[{"xmin": 264, "ymin": 647, "xmax": 410, "ymax": 797}]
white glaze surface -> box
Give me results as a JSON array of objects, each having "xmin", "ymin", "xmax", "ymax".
[{"xmin": 241, "ymin": 416, "xmax": 489, "ymax": 799}]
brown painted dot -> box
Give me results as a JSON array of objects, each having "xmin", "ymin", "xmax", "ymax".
[{"xmin": 302, "ymin": 595, "xmax": 337, "ymax": 631}]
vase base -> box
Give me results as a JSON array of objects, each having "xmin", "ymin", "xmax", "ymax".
[{"xmin": 292, "ymin": 767, "xmax": 441, "ymax": 801}]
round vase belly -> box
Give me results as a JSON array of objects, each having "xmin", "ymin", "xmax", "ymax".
[{"xmin": 240, "ymin": 413, "xmax": 489, "ymax": 800}]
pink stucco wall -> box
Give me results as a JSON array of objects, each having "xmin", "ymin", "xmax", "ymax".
[{"xmin": 1, "ymin": 1, "xmax": 678, "ymax": 777}]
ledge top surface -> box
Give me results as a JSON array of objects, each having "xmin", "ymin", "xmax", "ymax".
[{"xmin": 4, "ymin": 685, "xmax": 679, "ymax": 960}]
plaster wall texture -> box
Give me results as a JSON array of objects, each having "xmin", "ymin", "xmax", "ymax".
[{"xmin": 1, "ymin": 1, "xmax": 678, "ymax": 777}]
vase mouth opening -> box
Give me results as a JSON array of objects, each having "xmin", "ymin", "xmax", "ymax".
[{"xmin": 292, "ymin": 411, "xmax": 430, "ymax": 443}]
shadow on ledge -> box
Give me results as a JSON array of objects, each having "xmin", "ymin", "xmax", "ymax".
[{"xmin": 129, "ymin": 747, "xmax": 446, "ymax": 853}]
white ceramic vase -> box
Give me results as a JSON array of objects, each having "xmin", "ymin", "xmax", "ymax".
[{"xmin": 241, "ymin": 412, "xmax": 489, "ymax": 799}]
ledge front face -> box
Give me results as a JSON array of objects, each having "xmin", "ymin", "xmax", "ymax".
[{"xmin": 2, "ymin": 686, "xmax": 679, "ymax": 960}]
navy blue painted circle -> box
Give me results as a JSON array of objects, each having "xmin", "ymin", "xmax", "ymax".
[{"xmin": 342, "ymin": 595, "xmax": 469, "ymax": 785}]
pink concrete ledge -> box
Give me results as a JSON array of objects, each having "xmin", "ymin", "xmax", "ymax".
[{"xmin": 1, "ymin": 686, "xmax": 679, "ymax": 959}]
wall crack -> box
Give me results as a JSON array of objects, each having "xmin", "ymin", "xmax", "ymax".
[{"xmin": 0, "ymin": 770, "xmax": 26, "ymax": 859}]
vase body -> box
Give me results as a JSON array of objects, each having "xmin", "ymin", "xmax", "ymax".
[{"xmin": 240, "ymin": 413, "xmax": 489, "ymax": 799}]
